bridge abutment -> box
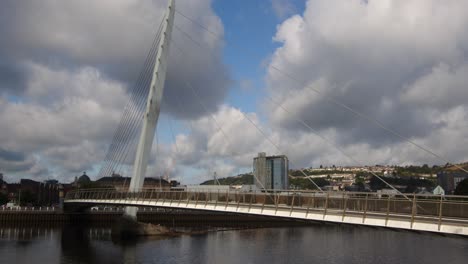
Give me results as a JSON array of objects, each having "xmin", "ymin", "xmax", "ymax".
[{"xmin": 112, "ymin": 215, "xmax": 173, "ymax": 238}]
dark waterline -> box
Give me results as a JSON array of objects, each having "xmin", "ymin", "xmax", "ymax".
[{"xmin": 0, "ymin": 224, "xmax": 467, "ymax": 264}]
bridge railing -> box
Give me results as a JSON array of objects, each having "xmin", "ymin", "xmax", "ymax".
[{"xmin": 65, "ymin": 189, "xmax": 468, "ymax": 222}]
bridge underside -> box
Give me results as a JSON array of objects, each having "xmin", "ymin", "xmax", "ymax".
[{"xmin": 65, "ymin": 196, "xmax": 468, "ymax": 236}]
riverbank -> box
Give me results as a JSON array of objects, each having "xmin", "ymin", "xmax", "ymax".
[{"xmin": 0, "ymin": 209, "xmax": 310, "ymax": 228}]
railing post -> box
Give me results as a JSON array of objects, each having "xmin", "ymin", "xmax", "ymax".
[
  {"xmin": 342, "ymin": 193, "xmax": 348, "ymax": 221},
  {"xmin": 438, "ymin": 196, "xmax": 443, "ymax": 231},
  {"xmin": 362, "ymin": 193, "xmax": 368, "ymax": 224},
  {"xmin": 261, "ymin": 192, "xmax": 267, "ymax": 213},
  {"xmin": 204, "ymin": 191, "xmax": 209, "ymax": 208},
  {"xmin": 438, "ymin": 195, "xmax": 443, "ymax": 231},
  {"xmin": 312, "ymin": 192, "xmax": 315, "ymax": 209},
  {"xmin": 156, "ymin": 190, "xmax": 161, "ymax": 203},
  {"xmin": 225, "ymin": 190, "xmax": 229, "ymax": 209},
  {"xmin": 385, "ymin": 195, "xmax": 391, "ymax": 226},
  {"xmin": 289, "ymin": 193, "xmax": 295, "ymax": 216},
  {"xmin": 194, "ymin": 192, "xmax": 200, "ymax": 207},
  {"xmin": 275, "ymin": 193, "xmax": 280, "ymax": 215},
  {"xmin": 149, "ymin": 189, "xmax": 154, "ymax": 203},
  {"xmin": 410, "ymin": 195, "xmax": 417, "ymax": 229},
  {"xmin": 323, "ymin": 192, "xmax": 329, "ymax": 219},
  {"xmin": 177, "ymin": 191, "xmax": 183, "ymax": 206},
  {"xmin": 306, "ymin": 194, "xmax": 313, "ymax": 218},
  {"xmin": 248, "ymin": 192, "xmax": 253, "ymax": 213},
  {"xmin": 161, "ymin": 191, "xmax": 166, "ymax": 206}
]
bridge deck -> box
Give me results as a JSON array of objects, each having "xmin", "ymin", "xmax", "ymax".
[{"xmin": 65, "ymin": 189, "xmax": 468, "ymax": 236}]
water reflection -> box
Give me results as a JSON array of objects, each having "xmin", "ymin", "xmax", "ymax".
[{"xmin": 0, "ymin": 224, "xmax": 466, "ymax": 264}]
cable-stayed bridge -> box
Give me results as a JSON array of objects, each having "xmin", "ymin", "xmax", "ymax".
[
  {"xmin": 64, "ymin": 0, "xmax": 468, "ymax": 236},
  {"xmin": 65, "ymin": 188, "xmax": 468, "ymax": 235}
]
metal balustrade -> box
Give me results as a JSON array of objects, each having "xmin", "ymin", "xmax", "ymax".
[
  {"xmin": 65, "ymin": 189, "xmax": 468, "ymax": 221},
  {"xmin": 64, "ymin": 188, "xmax": 468, "ymax": 235}
]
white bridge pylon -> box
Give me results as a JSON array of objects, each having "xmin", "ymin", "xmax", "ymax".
[{"xmin": 125, "ymin": 0, "xmax": 176, "ymax": 219}]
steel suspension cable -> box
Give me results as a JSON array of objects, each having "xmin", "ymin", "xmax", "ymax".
[
  {"xmin": 174, "ymin": 22, "xmax": 420, "ymax": 202},
  {"xmin": 171, "ymin": 33, "xmax": 323, "ymax": 191},
  {"xmin": 98, "ymin": 17, "xmax": 165, "ymax": 178},
  {"xmin": 170, "ymin": 41, "xmax": 321, "ymax": 192},
  {"xmin": 171, "ymin": 17, "xmax": 454, "ymax": 197},
  {"xmin": 174, "ymin": 9, "xmax": 468, "ymax": 175},
  {"xmin": 99, "ymin": 36, "xmax": 159, "ymax": 177},
  {"xmin": 264, "ymin": 94, "xmax": 409, "ymax": 199},
  {"xmin": 99, "ymin": 34, "xmax": 160, "ymax": 177}
]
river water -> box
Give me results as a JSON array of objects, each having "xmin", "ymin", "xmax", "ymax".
[{"xmin": 0, "ymin": 224, "xmax": 467, "ymax": 264}]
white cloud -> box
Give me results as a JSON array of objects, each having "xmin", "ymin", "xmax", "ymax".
[
  {"xmin": 0, "ymin": 0, "xmax": 230, "ymax": 119},
  {"xmin": 401, "ymin": 63, "xmax": 468, "ymax": 110},
  {"xmin": 3, "ymin": 0, "xmax": 468, "ymax": 185},
  {"xmin": 0, "ymin": 62, "xmax": 127, "ymax": 181},
  {"xmin": 265, "ymin": 0, "xmax": 468, "ymax": 166},
  {"xmin": 0, "ymin": 0, "xmax": 231, "ymax": 183},
  {"xmin": 271, "ymin": 0, "xmax": 296, "ymax": 19}
]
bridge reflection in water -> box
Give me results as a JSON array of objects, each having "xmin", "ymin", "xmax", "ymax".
[{"xmin": 65, "ymin": 189, "xmax": 468, "ymax": 236}]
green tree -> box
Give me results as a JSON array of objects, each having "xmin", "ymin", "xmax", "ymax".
[
  {"xmin": 19, "ymin": 190, "xmax": 36, "ymax": 206},
  {"xmin": 454, "ymin": 178, "xmax": 468, "ymax": 195},
  {"xmin": 0, "ymin": 193, "xmax": 8, "ymax": 205}
]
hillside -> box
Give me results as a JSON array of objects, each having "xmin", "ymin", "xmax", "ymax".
[{"xmin": 200, "ymin": 173, "xmax": 254, "ymax": 185}]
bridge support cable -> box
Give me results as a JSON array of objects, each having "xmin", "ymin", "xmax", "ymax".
[
  {"xmin": 170, "ymin": 36, "xmax": 323, "ymax": 192},
  {"xmin": 100, "ymin": 13, "xmax": 169, "ymax": 180},
  {"xmin": 168, "ymin": 117, "xmax": 181, "ymax": 157},
  {"xmin": 99, "ymin": 22, "xmax": 164, "ymax": 178},
  {"xmin": 101, "ymin": 24, "xmax": 165, "ymax": 178},
  {"xmin": 168, "ymin": 45, "xmax": 271, "ymax": 192},
  {"xmin": 173, "ymin": 24, "xmax": 402, "ymax": 196},
  {"xmin": 98, "ymin": 37, "xmax": 158, "ymax": 177},
  {"xmin": 125, "ymin": 0, "xmax": 176, "ymax": 219},
  {"xmin": 99, "ymin": 42, "xmax": 158, "ymax": 178},
  {"xmin": 264, "ymin": 94, "xmax": 410, "ymax": 199},
  {"xmin": 259, "ymin": 86, "xmax": 407, "ymax": 196},
  {"xmin": 169, "ymin": 41, "xmax": 322, "ymax": 192},
  {"xmin": 98, "ymin": 18, "xmax": 166, "ymax": 179},
  {"xmin": 102, "ymin": 14, "xmax": 169, "ymax": 177},
  {"xmin": 174, "ymin": 9, "xmax": 468, "ymax": 175},
  {"xmin": 159, "ymin": 115, "xmax": 181, "ymax": 183},
  {"xmin": 167, "ymin": 82, "xmax": 239, "ymax": 186}
]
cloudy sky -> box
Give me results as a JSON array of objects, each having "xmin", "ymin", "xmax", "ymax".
[{"xmin": 1, "ymin": 0, "xmax": 468, "ymax": 184}]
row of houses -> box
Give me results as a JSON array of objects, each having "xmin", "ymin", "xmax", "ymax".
[
  {"xmin": 0, "ymin": 178, "xmax": 62, "ymax": 206},
  {"xmin": 0, "ymin": 172, "xmax": 180, "ymax": 206}
]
